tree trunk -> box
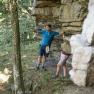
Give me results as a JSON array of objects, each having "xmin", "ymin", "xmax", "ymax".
[{"xmin": 10, "ymin": 0, "xmax": 25, "ymax": 94}]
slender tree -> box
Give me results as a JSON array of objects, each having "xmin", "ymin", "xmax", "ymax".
[{"xmin": 10, "ymin": 0, "xmax": 25, "ymax": 94}]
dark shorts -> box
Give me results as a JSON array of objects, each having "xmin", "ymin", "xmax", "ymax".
[{"xmin": 39, "ymin": 45, "xmax": 50, "ymax": 57}]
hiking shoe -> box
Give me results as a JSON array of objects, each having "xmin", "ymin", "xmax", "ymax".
[
  {"xmin": 61, "ymin": 76, "xmax": 70, "ymax": 81},
  {"xmin": 42, "ymin": 66, "xmax": 47, "ymax": 71},
  {"xmin": 36, "ymin": 64, "xmax": 40, "ymax": 71},
  {"xmin": 51, "ymin": 75, "xmax": 59, "ymax": 79}
]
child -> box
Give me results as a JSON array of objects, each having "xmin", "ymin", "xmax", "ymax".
[
  {"xmin": 33, "ymin": 23, "xmax": 59, "ymax": 70},
  {"xmin": 52, "ymin": 40, "xmax": 71, "ymax": 78}
]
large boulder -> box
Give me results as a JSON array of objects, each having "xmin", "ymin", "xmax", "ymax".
[{"xmin": 69, "ymin": 0, "xmax": 94, "ymax": 86}]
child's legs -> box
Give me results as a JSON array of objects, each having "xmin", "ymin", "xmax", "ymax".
[
  {"xmin": 38, "ymin": 56, "xmax": 42, "ymax": 64},
  {"xmin": 42, "ymin": 46, "xmax": 47, "ymax": 67},
  {"xmin": 56, "ymin": 52, "xmax": 69, "ymax": 77},
  {"xmin": 62, "ymin": 64, "xmax": 67, "ymax": 77},
  {"xmin": 56, "ymin": 60, "xmax": 62, "ymax": 76},
  {"xmin": 42, "ymin": 56, "xmax": 46, "ymax": 66},
  {"xmin": 38, "ymin": 46, "xmax": 46, "ymax": 64}
]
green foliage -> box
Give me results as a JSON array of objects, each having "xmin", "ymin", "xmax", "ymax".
[
  {"xmin": 18, "ymin": 0, "xmax": 32, "ymax": 9},
  {"xmin": 0, "ymin": 0, "xmax": 36, "ymax": 51},
  {"xmin": 19, "ymin": 15, "xmax": 35, "ymax": 33},
  {"xmin": 0, "ymin": 0, "xmax": 9, "ymax": 15},
  {"xmin": 0, "ymin": 19, "xmax": 12, "ymax": 51}
]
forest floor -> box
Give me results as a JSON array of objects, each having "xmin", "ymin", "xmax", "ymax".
[{"xmin": 0, "ymin": 42, "xmax": 94, "ymax": 94}]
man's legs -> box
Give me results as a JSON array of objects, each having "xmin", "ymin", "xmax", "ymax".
[
  {"xmin": 36, "ymin": 45, "xmax": 47, "ymax": 70},
  {"xmin": 42, "ymin": 56, "xmax": 46, "ymax": 68},
  {"xmin": 37, "ymin": 56, "xmax": 47, "ymax": 70},
  {"xmin": 36, "ymin": 56, "xmax": 42, "ymax": 69},
  {"xmin": 55, "ymin": 62, "xmax": 67, "ymax": 78},
  {"xmin": 36, "ymin": 45, "xmax": 43, "ymax": 70},
  {"xmin": 53, "ymin": 53, "xmax": 69, "ymax": 78},
  {"xmin": 38, "ymin": 56, "xmax": 42, "ymax": 64}
]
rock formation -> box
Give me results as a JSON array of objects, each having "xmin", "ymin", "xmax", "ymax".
[
  {"xmin": 32, "ymin": 0, "xmax": 88, "ymax": 35},
  {"xmin": 69, "ymin": 0, "xmax": 94, "ymax": 86}
]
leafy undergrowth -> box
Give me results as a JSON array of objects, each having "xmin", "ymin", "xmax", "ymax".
[{"xmin": 24, "ymin": 69, "xmax": 73, "ymax": 94}]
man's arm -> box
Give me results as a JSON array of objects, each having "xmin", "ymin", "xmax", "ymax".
[
  {"xmin": 33, "ymin": 28, "xmax": 45, "ymax": 39},
  {"xmin": 54, "ymin": 32, "xmax": 59, "ymax": 36},
  {"xmin": 33, "ymin": 28, "xmax": 45, "ymax": 34},
  {"xmin": 57, "ymin": 32, "xmax": 64, "ymax": 37},
  {"xmin": 54, "ymin": 31, "xmax": 64, "ymax": 38}
]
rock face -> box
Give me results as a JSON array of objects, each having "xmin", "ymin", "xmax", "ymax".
[
  {"xmin": 69, "ymin": 0, "xmax": 94, "ymax": 86},
  {"xmin": 32, "ymin": 0, "xmax": 88, "ymax": 35},
  {"xmin": 60, "ymin": 0, "xmax": 88, "ymax": 33}
]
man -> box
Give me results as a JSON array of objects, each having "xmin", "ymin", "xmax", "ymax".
[{"xmin": 34, "ymin": 23, "xmax": 60, "ymax": 70}]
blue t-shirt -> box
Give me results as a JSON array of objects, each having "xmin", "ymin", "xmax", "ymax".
[{"xmin": 38, "ymin": 29, "xmax": 59, "ymax": 46}]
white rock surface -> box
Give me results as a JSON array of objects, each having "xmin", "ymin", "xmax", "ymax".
[
  {"xmin": 72, "ymin": 47, "xmax": 93, "ymax": 64},
  {"xmin": 81, "ymin": 0, "xmax": 94, "ymax": 45},
  {"xmin": 69, "ymin": 0, "xmax": 94, "ymax": 86},
  {"xmin": 72, "ymin": 62, "xmax": 89, "ymax": 71},
  {"xmin": 69, "ymin": 69, "xmax": 87, "ymax": 86}
]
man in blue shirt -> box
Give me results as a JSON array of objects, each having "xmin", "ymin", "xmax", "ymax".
[{"xmin": 34, "ymin": 23, "xmax": 59, "ymax": 70}]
